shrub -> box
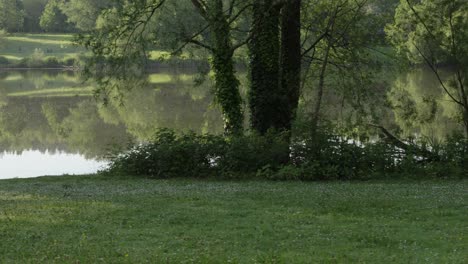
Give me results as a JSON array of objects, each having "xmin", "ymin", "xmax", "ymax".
[
  {"xmin": 107, "ymin": 129, "xmax": 227, "ymax": 178},
  {"xmin": 106, "ymin": 129, "xmax": 289, "ymax": 179},
  {"xmin": 105, "ymin": 127, "xmax": 467, "ymax": 180},
  {"xmin": 0, "ymin": 56, "xmax": 9, "ymax": 65},
  {"xmin": 44, "ymin": 57, "xmax": 60, "ymax": 67},
  {"xmin": 64, "ymin": 57, "xmax": 77, "ymax": 67},
  {"xmin": 216, "ymin": 131, "xmax": 290, "ymax": 178}
]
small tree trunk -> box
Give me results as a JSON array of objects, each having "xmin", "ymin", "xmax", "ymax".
[
  {"xmin": 457, "ymin": 71, "xmax": 468, "ymax": 137},
  {"xmin": 311, "ymin": 42, "xmax": 331, "ymax": 139},
  {"xmin": 463, "ymin": 107, "xmax": 468, "ymax": 137}
]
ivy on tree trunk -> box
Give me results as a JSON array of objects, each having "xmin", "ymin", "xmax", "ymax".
[
  {"xmin": 280, "ymin": 0, "xmax": 301, "ymax": 133},
  {"xmin": 249, "ymin": 0, "xmax": 302, "ymax": 135},
  {"xmin": 209, "ymin": 2, "xmax": 243, "ymax": 135},
  {"xmin": 249, "ymin": 0, "xmax": 281, "ymax": 135}
]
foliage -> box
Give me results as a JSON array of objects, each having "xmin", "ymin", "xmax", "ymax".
[
  {"xmin": 386, "ymin": 0, "xmax": 468, "ymax": 136},
  {"xmin": 22, "ymin": 0, "xmax": 48, "ymax": 32},
  {"xmin": 39, "ymin": 0, "xmax": 74, "ymax": 32},
  {"xmin": 7, "ymin": 48, "xmax": 78, "ymax": 68},
  {"xmin": 106, "ymin": 127, "xmax": 467, "ymax": 180},
  {"xmin": 300, "ymin": 0, "xmax": 387, "ymax": 135},
  {"xmin": 107, "ymin": 129, "xmax": 222, "ymax": 178},
  {"xmin": 0, "ymin": 28, "xmax": 6, "ymax": 47},
  {"xmin": 106, "ymin": 129, "xmax": 290, "ymax": 179},
  {"xmin": 79, "ymin": 0, "xmax": 247, "ymax": 135},
  {"xmin": 0, "ymin": 56, "xmax": 9, "ymax": 65},
  {"xmin": 0, "ymin": 0, "xmax": 25, "ymax": 32},
  {"xmin": 59, "ymin": 0, "xmax": 112, "ymax": 32}
]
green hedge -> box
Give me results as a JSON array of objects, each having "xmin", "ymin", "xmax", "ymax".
[{"xmin": 105, "ymin": 128, "xmax": 468, "ymax": 180}]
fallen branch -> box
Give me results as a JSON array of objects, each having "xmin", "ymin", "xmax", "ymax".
[{"xmin": 368, "ymin": 124, "xmax": 438, "ymax": 162}]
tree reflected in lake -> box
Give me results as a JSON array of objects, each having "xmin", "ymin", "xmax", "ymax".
[
  {"xmin": 0, "ymin": 70, "xmax": 223, "ymax": 160},
  {"xmin": 0, "ymin": 68, "xmax": 461, "ymax": 165},
  {"xmin": 388, "ymin": 67, "xmax": 463, "ymax": 141}
]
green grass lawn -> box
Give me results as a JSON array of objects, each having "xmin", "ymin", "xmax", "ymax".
[
  {"xmin": 0, "ymin": 34, "xmax": 188, "ymax": 63},
  {"xmin": 0, "ymin": 175, "xmax": 466, "ymax": 263},
  {"xmin": 0, "ymin": 34, "xmax": 84, "ymax": 61}
]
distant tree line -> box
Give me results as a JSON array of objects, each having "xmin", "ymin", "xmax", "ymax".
[
  {"xmin": 0, "ymin": 0, "xmax": 112, "ymax": 33},
  {"xmin": 0, "ymin": 0, "xmax": 399, "ymax": 35}
]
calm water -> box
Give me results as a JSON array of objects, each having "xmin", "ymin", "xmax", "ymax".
[
  {"xmin": 0, "ymin": 68, "xmax": 462, "ymax": 179},
  {"xmin": 0, "ymin": 69, "xmax": 224, "ymax": 179}
]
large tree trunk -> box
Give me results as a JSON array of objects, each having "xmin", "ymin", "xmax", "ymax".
[
  {"xmin": 279, "ymin": 0, "xmax": 301, "ymax": 132},
  {"xmin": 209, "ymin": 0, "xmax": 243, "ymax": 135},
  {"xmin": 249, "ymin": 0, "xmax": 281, "ymax": 134}
]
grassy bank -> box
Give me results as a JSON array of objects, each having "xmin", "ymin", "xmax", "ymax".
[
  {"xmin": 0, "ymin": 34, "xmax": 203, "ymax": 69},
  {"xmin": 0, "ymin": 34, "xmax": 82, "ymax": 62},
  {"xmin": 0, "ymin": 175, "xmax": 466, "ymax": 263}
]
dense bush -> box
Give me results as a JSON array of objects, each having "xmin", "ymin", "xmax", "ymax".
[
  {"xmin": 64, "ymin": 57, "xmax": 77, "ymax": 67},
  {"xmin": 105, "ymin": 128, "xmax": 467, "ymax": 180},
  {"xmin": 107, "ymin": 129, "xmax": 218, "ymax": 178},
  {"xmin": 106, "ymin": 129, "xmax": 290, "ymax": 179},
  {"xmin": 0, "ymin": 56, "xmax": 9, "ymax": 65},
  {"xmin": 0, "ymin": 54, "xmax": 81, "ymax": 69}
]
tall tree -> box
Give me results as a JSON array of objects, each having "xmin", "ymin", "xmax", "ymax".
[
  {"xmin": 22, "ymin": 0, "xmax": 48, "ymax": 32},
  {"xmin": 248, "ymin": 0, "xmax": 302, "ymax": 135},
  {"xmin": 190, "ymin": 0, "xmax": 245, "ymax": 134},
  {"xmin": 80, "ymin": 0, "xmax": 250, "ymax": 135},
  {"xmin": 60, "ymin": 0, "xmax": 112, "ymax": 32},
  {"xmin": 40, "ymin": 0, "xmax": 74, "ymax": 32},
  {"xmin": 248, "ymin": 0, "xmax": 281, "ymax": 134},
  {"xmin": 0, "ymin": 0, "xmax": 25, "ymax": 32},
  {"xmin": 280, "ymin": 0, "xmax": 301, "ymax": 132},
  {"xmin": 299, "ymin": 0, "xmax": 385, "ymax": 138}
]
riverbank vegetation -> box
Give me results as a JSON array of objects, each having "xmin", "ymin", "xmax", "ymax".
[
  {"xmin": 1, "ymin": 0, "xmax": 466, "ymax": 178},
  {"xmin": 84, "ymin": 0, "xmax": 466, "ymax": 179},
  {"xmin": 106, "ymin": 127, "xmax": 467, "ymax": 180},
  {"xmin": 0, "ymin": 175, "xmax": 466, "ymax": 262},
  {"xmin": 1, "ymin": 1, "xmax": 467, "ymax": 262},
  {"xmin": 0, "ymin": 33, "xmax": 82, "ymax": 68}
]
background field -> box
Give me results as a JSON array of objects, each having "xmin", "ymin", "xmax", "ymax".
[
  {"xmin": 0, "ymin": 34, "xmax": 83, "ymax": 61},
  {"xmin": 0, "ymin": 176, "xmax": 466, "ymax": 263}
]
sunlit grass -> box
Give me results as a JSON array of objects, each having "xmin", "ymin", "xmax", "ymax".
[
  {"xmin": 6, "ymin": 36, "xmax": 72, "ymax": 46},
  {"xmin": 0, "ymin": 175, "xmax": 466, "ymax": 263},
  {"xmin": 7, "ymin": 87, "xmax": 94, "ymax": 97},
  {"xmin": 148, "ymin": 73, "xmax": 194, "ymax": 84},
  {"xmin": 1, "ymin": 34, "xmax": 83, "ymax": 60},
  {"xmin": 148, "ymin": 50, "xmax": 191, "ymax": 60},
  {"xmin": 1, "ymin": 55, "xmax": 22, "ymax": 61},
  {"xmin": 1, "ymin": 34, "xmax": 194, "ymax": 63}
]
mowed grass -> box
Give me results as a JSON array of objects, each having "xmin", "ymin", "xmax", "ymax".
[
  {"xmin": 0, "ymin": 34, "xmax": 84, "ymax": 61},
  {"xmin": 6, "ymin": 86, "xmax": 94, "ymax": 97},
  {"xmin": 0, "ymin": 176, "xmax": 466, "ymax": 263},
  {"xmin": 0, "ymin": 34, "xmax": 183, "ymax": 62}
]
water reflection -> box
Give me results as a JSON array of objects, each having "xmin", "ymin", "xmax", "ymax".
[
  {"xmin": 388, "ymin": 67, "xmax": 463, "ymax": 141},
  {"xmin": 0, "ymin": 69, "xmax": 223, "ymax": 179},
  {"xmin": 0, "ymin": 67, "xmax": 462, "ymax": 179},
  {"xmin": 0, "ymin": 150, "xmax": 106, "ymax": 179}
]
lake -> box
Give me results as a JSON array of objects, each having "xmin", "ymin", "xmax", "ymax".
[
  {"xmin": 0, "ymin": 67, "xmax": 463, "ymax": 179},
  {"xmin": 0, "ymin": 69, "xmax": 224, "ymax": 179}
]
